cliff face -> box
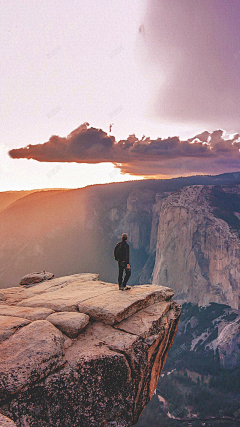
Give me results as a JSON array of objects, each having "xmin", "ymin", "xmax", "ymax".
[
  {"xmin": 152, "ymin": 185, "xmax": 240, "ymax": 309},
  {"xmin": 0, "ymin": 274, "xmax": 181, "ymax": 427}
]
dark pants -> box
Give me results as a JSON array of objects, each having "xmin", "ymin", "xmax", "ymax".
[{"xmin": 118, "ymin": 261, "xmax": 131, "ymax": 289}]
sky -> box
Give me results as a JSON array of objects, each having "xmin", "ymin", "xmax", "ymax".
[{"xmin": 2, "ymin": 0, "xmax": 240, "ymax": 191}]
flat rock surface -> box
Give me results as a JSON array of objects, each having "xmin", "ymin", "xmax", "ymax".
[
  {"xmin": 0, "ymin": 315, "xmax": 30, "ymax": 343},
  {"xmin": 0, "ymin": 414, "xmax": 17, "ymax": 426},
  {"xmin": 0, "ymin": 305, "xmax": 54, "ymax": 320},
  {"xmin": 0, "ymin": 320, "xmax": 70, "ymax": 400},
  {"xmin": 0, "ymin": 273, "xmax": 100, "ymax": 306},
  {"xmin": 77, "ymin": 284, "xmax": 174, "ymax": 325},
  {"xmin": 18, "ymin": 280, "xmax": 173, "ymax": 324},
  {"xmin": 18, "ymin": 280, "xmax": 116, "ymax": 312},
  {"xmin": 47, "ymin": 312, "xmax": 89, "ymax": 338},
  {"xmin": 5, "ymin": 275, "xmax": 175, "ymax": 324}
]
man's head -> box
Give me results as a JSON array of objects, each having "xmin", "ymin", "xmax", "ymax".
[{"xmin": 121, "ymin": 233, "xmax": 128, "ymax": 241}]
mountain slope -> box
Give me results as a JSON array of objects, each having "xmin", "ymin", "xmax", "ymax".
[{"xmin": 0, "ymin": 190, "xmax": 39, "ymax": 213}]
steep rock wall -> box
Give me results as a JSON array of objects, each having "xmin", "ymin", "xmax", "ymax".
[{"xmin": 152, "ymin": 185, "xmax": 240, "ymax": 309}]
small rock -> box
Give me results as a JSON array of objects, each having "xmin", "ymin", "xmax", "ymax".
[
  {"xmin": 47, "ymin": 312, "xmax": 89, "ymax": 338},
  {"xmin": 19, "ymin": 271, "xmax": 54, "ymax": 286}
]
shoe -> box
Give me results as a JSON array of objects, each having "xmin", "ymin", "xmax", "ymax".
[{"xmin": 122, "ymin": 286, "xmax": 131, "ymax": 291}]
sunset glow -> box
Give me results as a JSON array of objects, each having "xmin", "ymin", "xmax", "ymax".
[{"xmin": 1, "ymin": 0, "xmax": 240, "ymax": 191}]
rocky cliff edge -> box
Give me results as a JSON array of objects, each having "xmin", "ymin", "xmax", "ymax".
[{"xmin": 0, "ymin": 273, "xmax": 181, "ymax": 427}]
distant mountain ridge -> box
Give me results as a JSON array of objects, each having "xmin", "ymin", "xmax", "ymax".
[
  {"xmin": 0, "ymin": 189, "xmax": 66, "ymax": 213},
  {"xmin": 0, "ymin": 190, "xmax": 37, "ymax": 213}
]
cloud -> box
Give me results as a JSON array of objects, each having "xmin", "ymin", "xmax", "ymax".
[
  {"xmin": 9, "ymin": 123, "xmax": 240, "ymax": 177},
  {"xmin": 142, "ymin": 0, "xmax": 240, "ymax": 130},
  {"xmin": 9, "ymin": 123, "xmax": 115, "ymax": 163}
]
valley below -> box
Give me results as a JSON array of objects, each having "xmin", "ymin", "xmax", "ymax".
[{"xmin": 136, "ymin": 302, "xmax": 240, "ymax": 427}]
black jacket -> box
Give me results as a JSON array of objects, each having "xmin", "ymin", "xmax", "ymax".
[{"xmin": 119, "ymin": 240, "xmax": 129, "ymax": 264}]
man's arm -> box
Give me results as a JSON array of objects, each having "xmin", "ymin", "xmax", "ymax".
[{"xmin": 126, "ymin": 244, "xmax": 130, "ymax": 269}]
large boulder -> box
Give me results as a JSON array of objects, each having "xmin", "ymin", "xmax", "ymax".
[
  {"xmin": 0, "ymin": 414, "xmax": 17, "ymax": 426},
  {"xmin": 0, "ymin": 320, "xmax": 71, "ymax": 401},
  {"xmin": 47, "ymin": 312, "xmax": 89, "ymax": 338}
]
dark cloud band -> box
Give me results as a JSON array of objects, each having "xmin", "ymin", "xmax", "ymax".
[{"xmin": 9, "ymin": 123, "xmax": 240, "ymax": 177}]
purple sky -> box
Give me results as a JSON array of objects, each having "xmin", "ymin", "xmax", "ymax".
[{"xmin": 143, "ymin": 0, "xmax": 240, "ymax": 129}]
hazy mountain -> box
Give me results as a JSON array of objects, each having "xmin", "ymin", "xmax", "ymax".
[
  {"xmin": 0, "ymin": 190, "xmax": 39, "ymax": 213},
  {"xmin": 1, "ymin": 172, "xmax": 240, "ymax": 289}
]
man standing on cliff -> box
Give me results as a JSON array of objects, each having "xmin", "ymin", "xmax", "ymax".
[{"xmin": 114, "ymin": 233, "xmax": 131, "ymax": 291}]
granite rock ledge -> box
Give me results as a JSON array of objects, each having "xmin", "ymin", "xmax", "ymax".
[{"xmin": 0, "ymin": 273, "xmax": 181, "ymax": 427}]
